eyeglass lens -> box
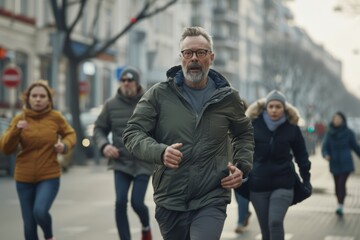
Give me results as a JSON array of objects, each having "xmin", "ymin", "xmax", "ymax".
[{"xmin": 181, "ymin": 49, "xmax": 210, "ymax": 59}]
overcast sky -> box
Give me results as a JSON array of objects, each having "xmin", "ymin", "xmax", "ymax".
[{"xmin": 287, "ymin": 0, "xmax": 360, "ymax": 99}]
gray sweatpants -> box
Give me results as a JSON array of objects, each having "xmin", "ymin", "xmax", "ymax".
[
  {"xmin": 155, "ymin": 204, "xmax": 227, "ymax": 240},
  {"xmin": 250, "ymin": 188, "xmax": 293, "ymax": 240}
]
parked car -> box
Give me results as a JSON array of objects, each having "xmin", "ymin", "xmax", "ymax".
[{"xmin": 0, "ymin": 118, "xmax": 15, "ymax": 176}]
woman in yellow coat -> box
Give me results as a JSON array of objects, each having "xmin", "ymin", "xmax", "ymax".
[{"xmin": 0, "ymin": 80, "xmax": 76, "ymax": 240}]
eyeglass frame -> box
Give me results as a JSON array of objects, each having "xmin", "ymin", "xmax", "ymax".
[{"xmin": 180, "ymin": 49, "xmax": 212, "ymax": 59}]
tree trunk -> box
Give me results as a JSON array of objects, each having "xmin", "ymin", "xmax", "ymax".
[{"xmin": 68, "ymin": 58, "xmax": 87, "ymax": 165}]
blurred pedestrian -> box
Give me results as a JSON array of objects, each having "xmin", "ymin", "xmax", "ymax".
[
  {"xmin": 93, "ymin": 66, "xmax": 153, "ymax": 240},
  {"xmin": 123, "ymin": 26, "xmax": 254, "ymax": 240},
  {"xmin": 233, "ymin": 99, "xmax": 252, "ymax": 234},
  {"xmin": 247, "ymin": 90, "xmax": 312, "ymax": 240},
  {"xmin": 0, "ymin": 80, "xmax": 76, "ymax": 240},
  {"xmin": 234, "ymin": 191, "xmax": 251, "ymax": 233},
  {"xmin": 321, "ymin": 111, "xmax": 360, "ymax": 216}
]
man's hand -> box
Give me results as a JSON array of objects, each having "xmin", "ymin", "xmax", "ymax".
[
  {"xmin": 103, "ymin": 144, "xmax": 120, "ymax": 159},
  {"xmin": 221, "ymin": 162, "xmax": 244, "ymax": 189},
  {"xmin": 163, "ymin": 143, "xmax": 183, "ymax": 169}
]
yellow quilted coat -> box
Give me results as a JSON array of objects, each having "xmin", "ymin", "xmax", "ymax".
[{"xmin": 0, "ymin": 106, "xmax": 76, "ymax": 182}]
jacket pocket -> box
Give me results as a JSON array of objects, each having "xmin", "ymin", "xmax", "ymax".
[{"xmin": 152, "ymin": 165, "xmax": 166, "ymax": 191}]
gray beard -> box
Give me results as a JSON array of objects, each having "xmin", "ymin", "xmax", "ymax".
[
  {"xmin": 120, "ymin": 87, "xmax": 136, "ymax": 97},
  {"xmin": 182, "ymin": 66, "xmax": 209, "ymax": 84}
]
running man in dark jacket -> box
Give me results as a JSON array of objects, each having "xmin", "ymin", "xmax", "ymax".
[
  {"xmin": 123, "ymin": 27, "xmax": 254, "ymax": 240},
  {"xmin": 93, "ymin": 67, "xmax": 153, "ymax": 240}
]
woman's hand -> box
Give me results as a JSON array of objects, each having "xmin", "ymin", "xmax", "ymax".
[
  {"xmin": 16, "ymin": 120, "xmax": 29, "ymax": 129},
  {"xmin": 54, "ymin": 141, "xmax": 66, "ymax": 154}
]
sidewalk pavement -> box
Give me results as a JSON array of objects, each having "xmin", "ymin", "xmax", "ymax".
[
  {"xmin": 221, "ymin": 146, "xmax": 360, "ymax": 239},
  {"xmin": 1, "ymin": 146, "xmax": 359, "ymax": 240}
]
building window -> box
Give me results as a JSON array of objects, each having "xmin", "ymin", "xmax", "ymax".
[
  {"xmin": 15, "ymin": 51, "xmax": 28, "ymax": 97},
  {"xmin": 19, "ymin": 0, "xmax": 28, "ymax": 15},
  {"xmin": 81, "ymin": 4, "xmax": 88, "ymax": 36},
  {"xmin": 102, "ymin": 68, "xmax": 112, "ymax": 103},
  {"xmin": 39, "ymin": 55, "xmax": 52, "ymax": 82},
  {"xmin": 104, "ymin": 8, "xmax": 112, "ymax": 39}
]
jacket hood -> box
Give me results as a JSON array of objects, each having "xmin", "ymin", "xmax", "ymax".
[
  {"xmin": 246, "ymin": 98, "xmax": 301, "ymax": 126},
  {"xmin": 166, "ymin": 65, "xmax": 230, "ymax": 88}
]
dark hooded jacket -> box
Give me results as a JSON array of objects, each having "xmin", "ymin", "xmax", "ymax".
[
  {"xmin": 322, "ymin": 121, "xmax": 360, "ymax": 175},
  {"xmin": 246, "ymin": 99, "xmax": 311, "ymax": 192},
  {"xmin": 123, "ymin": 65, "xmax": 254, "ymax": 211},
  {"xmin": 93, "ymin": 85, "xmax": 153, "ymax": 176}
]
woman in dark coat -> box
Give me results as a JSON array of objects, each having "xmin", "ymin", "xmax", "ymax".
[
  {"xmin": 247, "ymin": 90, "xmax": 312, "ymax": 240},
  {"xmin": 322, "ymin": 111, "xmax": 360, "ymax": 216}
]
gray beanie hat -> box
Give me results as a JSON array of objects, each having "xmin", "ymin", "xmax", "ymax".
[
  {"xmin": 119, "ymin": 66, "xmax": 140, "ymax": 84},
  {"xmin": 266, "ymin": 90, "xmax": 286, "ymax": 106}
]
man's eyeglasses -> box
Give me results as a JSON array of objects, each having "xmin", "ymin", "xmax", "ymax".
[
  {"xmin": 180, "ymin": 49, "xmax": 212, "ymax": 59},
  {"xmin": 121, "ymin": 78, "xmax": 135, "ymax": 83}
]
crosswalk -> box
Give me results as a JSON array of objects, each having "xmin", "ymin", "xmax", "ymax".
[{"xmin": 221, "ymin": 231, "xmax": 357, "ymax": 240}]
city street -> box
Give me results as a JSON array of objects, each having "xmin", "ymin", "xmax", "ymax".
[{"xmin": 1, "ymin": 148, "xmax": 359, "ymax": 240}]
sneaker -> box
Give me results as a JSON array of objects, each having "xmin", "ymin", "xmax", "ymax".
[
  {"xmin": 142, "ymin": 229, "xmax": 152, "ymax": 240},
  {"xmin": 243, "ymin": 211, "xmax": 252, "ymax": 227},
  {"xmin": 335, "ymin": 208, "xmax": 343, "ymax": 216},
  {"xmin": 235, "ymin": 224, "xmax": 246, "ymax": 233}
]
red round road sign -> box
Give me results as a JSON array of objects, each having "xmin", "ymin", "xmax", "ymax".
[{"xmin": 2, "ymin": 65, "xmax": 22, "ymax": 88}]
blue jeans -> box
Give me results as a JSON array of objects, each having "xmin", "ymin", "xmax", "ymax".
[
  {"xmin": 235, "ymin": 190, "xmax": 250, "ymax": 225},
  {"xmin": 16, "ymin": 178, "xmax": 60, "ymax": 240},
  {"xmin": 114, "ymin": 170, "xmax": 150, "ymax": 240}
]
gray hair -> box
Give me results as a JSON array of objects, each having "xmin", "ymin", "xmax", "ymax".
[{"xmin": 180, "ymin": 26, "xmax": 213, "ymax": 51}]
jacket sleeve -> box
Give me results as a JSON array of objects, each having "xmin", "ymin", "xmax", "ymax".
[
  {"xmin": 229, "ymin": 94, "xmax": 254, "ymax": 177},
  {"xmin": 0, "ymin": 114, "xmax": 23, "ymax": 154},
  {"xmin": 58, "ymin": 113, "xmax": 76, "ymax": 152},
  {"xmin": 291, "ymin": 126, "xmax": 311, "ymax": 182},
  {"xmin": 321, "ymin": 133, "xmax": 330, "ymax": 158},
  {"xmin": 349, "ymin": 129, "xmax": 360, "ymax": 157},
  {"xmin": 123, "ymin": 88, "xmax": 168, "ymax": 165},
  {"xmin": 93, "ymin": 102, "xmax": 112, "ymax": 154}
]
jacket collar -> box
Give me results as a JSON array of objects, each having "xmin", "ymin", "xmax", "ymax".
[
  {"xmin": 166, "ymin": 65, "xmax": 230, "ymax": 89},
  {"xmin": 246, "ymin": 98, "xmax": 302, "ymax": 126}
]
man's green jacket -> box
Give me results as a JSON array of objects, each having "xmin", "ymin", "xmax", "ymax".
[{"xmin": 123, "ymin": 65, "xmax": 254, "ymax": 211}]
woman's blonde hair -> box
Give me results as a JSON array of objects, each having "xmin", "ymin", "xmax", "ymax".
[{"xmin": 21, "ymin": 80, "xmax": 55, "ymax": 109}]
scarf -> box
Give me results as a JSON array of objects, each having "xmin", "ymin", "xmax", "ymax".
[{"xmin": 263, "ymin": 111, "xmax": 286, "ymax": 131}]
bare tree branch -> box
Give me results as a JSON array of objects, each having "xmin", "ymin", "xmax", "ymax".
[
  {"xmin": 90, "ymin": 0, "xmax": 102, "ymax": 39},
  {"xmin": 68, "ymin": 0, "xmax": 87, "ymax": 34}
]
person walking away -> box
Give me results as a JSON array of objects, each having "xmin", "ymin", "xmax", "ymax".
[
  {"xmin": 123, "ymin": 26, "xmax": 254, "ymax": 240},
  {"xmin": 321, "ymin": 111, "xmax": 360, "ymax": 216},
  {"xmin": 93, "ymin": 66, "xmax": 153, "ymax": 240},
  {"xmin": 247, "ymin": 90, "xmax": 312, "ymax": 240},
  {"xmin": 234, "ymin": 191, "xmax": 251, "ymax": 233},
  {"xmin": 0, "ymin": 80, "xmax": 76, "ymax": 240}
]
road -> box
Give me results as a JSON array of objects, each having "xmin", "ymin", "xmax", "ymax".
[{"xmin": 1, "ymin": 148, "xmax": 359, "ymax": 240}]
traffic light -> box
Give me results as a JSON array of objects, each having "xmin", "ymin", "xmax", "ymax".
[
  {"xmin": 307, "ymin": 126, "xmax": 315, "ymax": 133},
  {"xmin": 0, "ymin": 47, "xmax": 6, "ymax": 59}
]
